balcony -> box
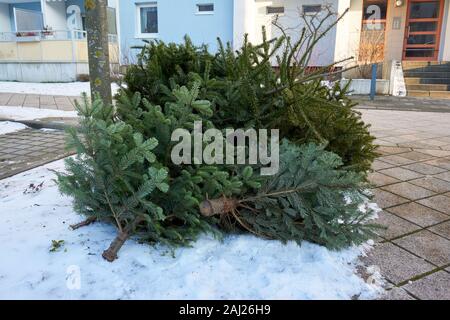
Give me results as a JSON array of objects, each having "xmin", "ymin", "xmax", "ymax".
[{"xmin": 0, "ymin": 29, "xmax": 119, "ymax": 64}]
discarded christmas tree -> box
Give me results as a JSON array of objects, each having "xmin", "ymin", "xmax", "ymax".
[{"xmin": 200, "ymin": 142, "xmax": 380, "ymax": 249}]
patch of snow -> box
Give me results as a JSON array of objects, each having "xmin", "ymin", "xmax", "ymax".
[
  {"xmin": 0, "ymin": 81, "xmax": 120, "ymax": 97},
  {"xmin": 0, "ymin": 121, "xmax": 28, "ymax": 135},
  {"xmin": 0, "ymin": 106, "xmax": 77, "ymax": 121},
  {"xmin": 0, "ymin": 160, "xmax": 382, "ymax": 300}
]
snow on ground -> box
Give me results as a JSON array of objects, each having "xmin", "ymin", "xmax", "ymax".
[
  {"xmin": 0, "ymin": 160, "xmax": 382, "ymax": 300},
  {"xmin": 0, "ymin": 81, "xmax": 120, "ymax": 97},
  {"xmin": 0, "ymin": 106, "xmax": 77, "ymax": 121},
  {"xmin": 0, "ymin": 121, "xmax": 28, "ymax": 135}
]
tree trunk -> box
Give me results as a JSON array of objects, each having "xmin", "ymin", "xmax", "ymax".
[
  {"xmin": 85, "ymin": 0, "xmax": 112, "ymax": 105},
  {"xmin": 102, "ymin": 231, "xmax": 129, "ymax": 262}
]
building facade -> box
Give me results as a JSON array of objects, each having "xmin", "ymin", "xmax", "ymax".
[
  {"xmin": 0, "ymin": 0, "xmax": 119, "ymax": 82},
  {"xmin": 1, "ymin": 0, "xmax": 450, "ymax": 94}
]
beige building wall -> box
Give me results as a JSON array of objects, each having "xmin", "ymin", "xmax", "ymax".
[
  {"xmin": 384, "ymin": 2, "xmax": 408, "ymax": 62},
  {"xmin": 41, "ymin": 41, "xmax": 74, "ymax": 61}
]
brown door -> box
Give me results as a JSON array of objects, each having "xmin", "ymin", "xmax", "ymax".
[{"xmin": 403, "ymin": 0, "xmax": 445, "ymax": 60}]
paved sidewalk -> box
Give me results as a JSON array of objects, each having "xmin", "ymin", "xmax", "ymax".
[
  {"xmin": 0, "ymin": 92, "xmax": 78, "ymax": 111},
  {"xmin": 360, "ymin": 109, "xmax": 450, "ymax": 300},
  {"xmin": 355, "ymin": 95, "xmax": 450, "ymax": 113},
  {"xmin": 0, "ymin": 128, "xmax": 73, "ymax": 180}
]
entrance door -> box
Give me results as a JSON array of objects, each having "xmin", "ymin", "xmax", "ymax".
[{"xmin": 403, "ymin": 0, "xmax": 445, "ymax": 60}]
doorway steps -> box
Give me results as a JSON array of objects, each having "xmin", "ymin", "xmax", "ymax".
[{"xmin": 403, "ymin": 62, "xmax": 450, "ymax": 98}]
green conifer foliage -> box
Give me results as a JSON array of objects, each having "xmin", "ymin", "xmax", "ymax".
[
  {"xmin": 119, "ymin": 31, "xmax": 377, "ymax": 174},
  {"xmin": 201, "ymin": 142, "xmax": 381, "ymax": 249}
]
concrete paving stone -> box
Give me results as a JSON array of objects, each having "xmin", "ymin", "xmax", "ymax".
[
  {"xmin": 387, "ymin": 202, "xmax": 449, "ymax": 227},
  {"xmin": 402, "ymin": 162, "xmax": 447, "ymax": 175},
  {"xmin": 419, "ymin": 149, "xmax": 450, "ymax": 158},
  {"xmin": 369, "ymin": 172, "xmax": 400, "ymax": 187},
  {"xmin": 7, "ymin": 95, "xmax": 25, "ymax": 106},
  {"xmin": 378, "ymin": 167, "xmax": 423, "ymax": 181},
  {"xmin": 381, "ymin": 182, "xmax": 435, "ymax": 200},
  {"xmin": 372, "ymin": 189, "xmax": 409, "ymax": 209},
  {"xmin": 376, "ymin": 146, "xmax": 411, "ymax": 156},
  {"xmin": 417, "ymin": 139, "xmax": 450, "ymax": 147},
  {"xmin": 396, "ymin": 151, "xmax": 436, "ymax": 162},
  {"xmin": 393, "ymin": 230, "xmax": 450, "ymax": 266},
  {"xmin": 378, "ymin": 288, "xmax": 416, "ymax": 300},
  {"xmin": 0, "ymin": 153, "xmax": 16, "ymax": 160},
  {"xmin": 434, "ymin": 171, "xmax": 450, "ymax": 182},
  {"xmin": 39, "ymin": 96, "xmax": 55, "ymax": 104},
  {"xmin": 27, "ymin": 151, "xmax": 47, "ymax": 157},
  {"xmin": 375, "ymin": 211, "xmax": 421, "ymax": 240},
  {"xmin": 378, "ymin": 155, "xmax": 416, "ymax": 166},
  {"xmin": 391, "ymin": 129, "xmax": 421, "ymax": 135},
  {"xmin": 28, "ymin": 140, "xmax": 49, "ymax": 146},
  {"xmin": 10, "ymin": 149, "xmax": 32, "ymax": 156},
  {"xmin": 371, "ymin": 130, "xmax": 397, "ymax": 138},
  {"xmin": 403, "ymin": 271, "xmax": 450, "ymax": 300},
  {"xmin": 436, "ymin": 137, "xmax": 450, "ymax": 144},
  {"xmin": 0, "ymin": 93, "xmax": 13, "ymax": 105},
  {"xmin": 440, "ymin": 144, "xmax": 450, "ymax": 151},
  {"xmin": 374, "ymin": 139, "xmax": 397, "ymax": 147},
  {"xmin": 362, "ymin": 242, "xmax": 434, "ymax": 285},
  {"xmin": 382, "ymin": 136, "xmax": 416, "ymax": 144},
  {"xmin": 1, "ymin": 147, "xmax": 21, "ymax": 154},
  {"xmin": 417, "ymin": 195, "xmax": 450, "ymax": 215},
  {"xmin": 409, "ymin": 177, "xmax": 450, "ymax": 193},
  {"xmin": 428, "ymin": 221, "xmax": 450, "ymax": 240},
  {"xmin": 398, "ymin": 141, "xmax": 440, "ymax": 149}
]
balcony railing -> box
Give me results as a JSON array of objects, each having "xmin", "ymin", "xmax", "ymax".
[{"xmin": 0, "ymin": 30, "xmax": 117, "ymax": 42}]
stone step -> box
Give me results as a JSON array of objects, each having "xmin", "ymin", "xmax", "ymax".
[
  {"xmin": 403, "ymin": 65, "xmax": 450, "ymax": 73},
  {"xmin": 407, "ymin": 90, "xmax": 450, "ymax": 99},
  {"xmin": 430, "ymin": 91, "xmax": 450, "ymax": 99},
  {"xmin": 402, "ymin": 61, "xmax": 450, "ymax": 70},
  {"xmin": 405, "ymin": 77, "xmax": 450, "ymax": 85},
  {"xmin": 406, "ymin": 84, "xmax": 450, "ymax": 91},
  {"xmin": 404, "ymin": 71, "xmax": 450, "ymax": 78}
]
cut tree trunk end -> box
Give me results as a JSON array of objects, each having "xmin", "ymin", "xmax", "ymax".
[
  {"xmin": 199, "ymin": 198, "xmax": 239, "ymax": 217},
  {"xmin": 70, "ymin": 217, "xmax": 96, "ymax": 230},
  {"xmin": 102, "ymin": 231, "xmax": 129, "ymax": 262}
]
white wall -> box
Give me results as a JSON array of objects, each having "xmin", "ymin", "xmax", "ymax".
[
  {"xmin": 43, "ymin": 1, "xmax": 67, "ymax": 30},
  {"xmin": 234, "ymin": 0, "xmax": 341, "ymax": 66},
  {"xmin": 0, "ymin": 3, "xmax": 11, "ymax": 32},
  {"xmin": 270, "ymin": 0, "xmax": 339, "ymax": 66},
  {"xmin": 440, "ymin": 0, "xmax": 450, "ymax": 61}
]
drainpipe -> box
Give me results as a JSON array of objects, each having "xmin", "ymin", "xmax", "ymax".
[{"xmin": 40, "ymin": 0, "xmax": 47, "ymax": 28}]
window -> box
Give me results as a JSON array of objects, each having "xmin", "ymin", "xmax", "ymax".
[
  {"xmin": 266, "ymin": 6, "xmax": 284, "ymax": 14},
  {"xmin": 197, "ymin": 3, "xmax": 214, "ymax": 14},
  {"xmin": 362, "ymin": 0, "xmax": 387, "ymax": 31},
  {"xmin": 359, "ymin": 0, "xmax": 387, "ymax": 63},
  {"xmin": 137, "ymin": 3, "xmax": 158, "ymax": 37},
  {"xmin": 302, "ymin": 5, "xmax": 322, "ymax": 15},
  {"xmin": 107, "ymin": 7, "xmax": 117, "ymax": 35}
]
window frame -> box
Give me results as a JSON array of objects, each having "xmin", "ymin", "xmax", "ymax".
[
  {"xmin": 266, "ymin": 6, "xmax": 285, "ymax": 15},
  {"xmin": 196, "ymin": 3, "xmax": 215, "ymax": 15},
  {"xmin": 302, "ymin": 5, "xmax": 322, "ymax": 16},
  {"xmin": 135, "ymin": 2, "xmax": 159, "ymax": 39}
]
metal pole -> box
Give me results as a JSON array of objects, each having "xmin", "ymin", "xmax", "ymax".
[{"xmin": 370, "ymin": 63, "xmax": 377, "ymax": 101}]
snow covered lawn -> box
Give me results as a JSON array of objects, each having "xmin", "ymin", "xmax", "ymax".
[
  {"xmin": 0, "ymin": 121, "xmax": 28, "ymax": 135},
  {"xmin": 0, "ymin": 106, "xmax": 78, "ymax": 121},
  {"xmin": 0, "ymin": 160, "xmax": 382, "ymax": 300},
  {"xmin": 0, "ymin": 81, "xmax": 120, "ymax": 97}
]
